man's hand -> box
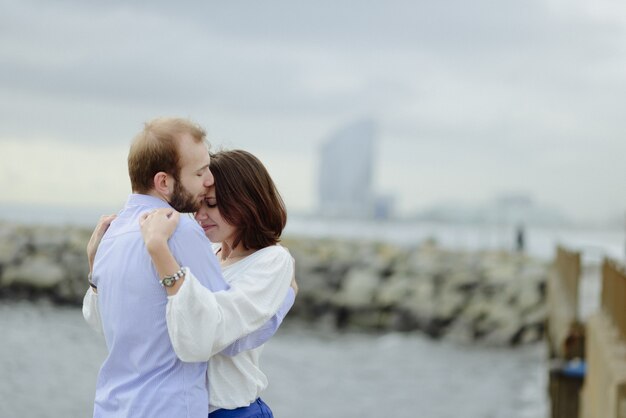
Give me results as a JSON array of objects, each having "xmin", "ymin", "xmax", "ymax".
[
  {"xmin": 139, "ymin": 208, "xmax": 180, "ymax": 253},
  {"xmin": 279, "ymin": 245, "xmax": 299, "ymax": 295},
  {"xmin": 87, "ymin": 214, "xmax": 116, "ymax": 271},
  {"xmin": 288, "ymin": 251, "xmax": 298, "ymax": 296}
]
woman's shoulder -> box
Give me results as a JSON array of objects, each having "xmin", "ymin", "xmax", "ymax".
[
  {"xmin": 240, "ymin": 245, "xmax": 292, "ymax": 270},
  {"xmin": 237, "ymin": 245, "xmax": 293, "ymax": 279},
  {"xmin": 254, "ymin": 244, "xmax": 291, "ymax": 260}
]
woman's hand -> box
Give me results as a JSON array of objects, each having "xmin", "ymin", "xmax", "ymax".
[
  {"xmin": 139, "ymin": 208, "xmax": 180, "ymax": 253},
  {"xmin": 87, "ymin": 214, "xmax": 116, "ymax": 271}
]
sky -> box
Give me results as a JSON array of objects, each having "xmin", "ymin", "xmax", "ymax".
[{"xmin": 1, "ymin": 0, "xmax": 625, "ymax": 224}]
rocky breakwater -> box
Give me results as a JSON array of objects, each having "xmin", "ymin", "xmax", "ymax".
[
  {"xmin": 0, "ymin": 222, "xmax": 91, "ymax": 304},
  {"xmin": 283, "ymin": 237, "xmax": 548, "ymax": 346},
  {"xmin": 0, "ymin": 222, "xmax": 548, "ymax": 345}
]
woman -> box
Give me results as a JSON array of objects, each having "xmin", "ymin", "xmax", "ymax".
[{"xmin": 85, "ymin": 149, "xmax": 296, "ymax": 418}]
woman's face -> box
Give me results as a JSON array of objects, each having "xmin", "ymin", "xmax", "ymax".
[{"xmin": 194, "ymin": 186, "xmax": 237, "ymax": 245}]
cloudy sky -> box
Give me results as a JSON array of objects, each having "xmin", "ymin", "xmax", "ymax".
[{"xmin": 1, "ymin": 0, "xmax": 625, "ymax": 224}]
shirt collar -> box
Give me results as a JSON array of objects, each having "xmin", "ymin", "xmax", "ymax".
[{"xmin": 125, "ymin": 193, "xmax": 173, "ymax": 209}]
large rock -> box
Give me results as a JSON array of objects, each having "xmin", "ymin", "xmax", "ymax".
[
  {"xmin": 376, "ymin": 273, "xmax": 412, "ymax": 307},
  {"xmin": 2, "ymin": 254, "xmax": 65, "ymax": 288},
  {"xmin": 333, "ymin": 267, "xmax": 380, "ymax": 308},
  {"xmin": 0, "ymin": 224, "xmax": 30, "ymax": 264}
]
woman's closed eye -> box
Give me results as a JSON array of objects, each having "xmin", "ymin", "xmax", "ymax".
[{"xmin": 205, "ymin": 198, "xmax": 217, "ymax": 208}]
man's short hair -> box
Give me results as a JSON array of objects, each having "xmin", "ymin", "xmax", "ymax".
[{"xmin": 128, "ymin": 117, "xmax": 207, "ymax": 193}]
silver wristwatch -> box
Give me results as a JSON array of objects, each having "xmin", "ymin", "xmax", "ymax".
[{"xmin": 160, "ymin": 267, "xmax": 186, "ymax": 287}]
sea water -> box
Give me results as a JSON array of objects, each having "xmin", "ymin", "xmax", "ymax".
[{"xmin": 0, "ymin": 301, "xmax": 548, "ymax": 418}]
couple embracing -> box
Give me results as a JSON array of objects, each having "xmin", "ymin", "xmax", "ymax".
[{"xmin": 83, "ymin": 117, "xmax": 297, "ymax": 418}]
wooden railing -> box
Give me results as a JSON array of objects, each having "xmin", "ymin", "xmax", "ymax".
[
  {"xmin": 547, "ymin": 246, "xmax": 583, "ymax": 359},
  {"xmin": 580, "ymin": 257, "xmax": 626, "ymax": 418},
  {"xmin": 546, "ymin": 246, "xmax": 585, "ymax": 418},
  {"xmin": 602, "ymin": 258, "xmax": 626, "ymax": 342}
]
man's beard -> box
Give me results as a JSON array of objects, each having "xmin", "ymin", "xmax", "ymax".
[{"xmin": 170, "ymin": 180, "xmax": 201, "ymax": 213}]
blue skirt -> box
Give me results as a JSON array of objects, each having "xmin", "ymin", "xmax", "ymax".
[{"xmin": 209, "ymin": 398, "xmax": 274, "ymax": 418}]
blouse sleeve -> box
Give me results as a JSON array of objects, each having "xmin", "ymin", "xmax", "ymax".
[
  {"xmin": 219, "ymin": 286, "xmax": 295, "ymax": 356},
  {"xmin": 82, "ymin": 288, "xmax": 104, "ymax": 335},
  {"xmin": 166, "ymin": 247, "xmax": 294, "ymax": 362}
]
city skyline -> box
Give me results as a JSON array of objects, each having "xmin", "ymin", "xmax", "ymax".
[
  {"xmin": 1, "ymin": 1, "xmax": 626, "ymax": 225},
  {"xmin": 318, "ymin": 118, "xmax": 379, "ymax": 219}
]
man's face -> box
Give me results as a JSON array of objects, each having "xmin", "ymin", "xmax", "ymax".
[
  {"xmin": 170, "ymin": 179, "xmax": 201, "ymax": 212},
  {"xmin": 169, "ymin": 133, "xmax": 213, "ymax": 212}
]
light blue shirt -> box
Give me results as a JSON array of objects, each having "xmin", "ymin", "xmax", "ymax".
[{"xmin": 91, "ymin": 194, "xmax": 289, "ymax": 418}]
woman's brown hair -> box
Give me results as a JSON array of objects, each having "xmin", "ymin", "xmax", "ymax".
[{"xmin": 210, "ymin": 149, "xmax": 287, "ymax": 250}]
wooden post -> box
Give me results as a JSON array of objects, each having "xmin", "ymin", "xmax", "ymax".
[
  {"xmin": 549, "ymin": 362, "xmax": 583, "ymax": 418},
  {"xmin": 548, "ymin": 246, "xmax": 583, "ymax": 359},
  {"xmin": 547, "ymin": 246, "xmax": 584, "ymax": 418},
  {"xmin": 582, "ymin": 259, "xmax": 626, "ymax": 418},
  {"xmin": 617, "ymin": 382, "xmax": 626, "ymax": 418},
  {"xmin": 602, "ymin": 258, "xmax": 626, "ymax": 342},
  {"xmin": 618, "ymin": 265, "xmax": 626, "ymax": 342},
  {"xmin": 602, "ymin": 259, "xmax": 610, "ymax": 317}
]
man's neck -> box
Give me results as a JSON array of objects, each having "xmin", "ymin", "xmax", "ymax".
[{"xmin": 137, "ymin": 190, "xmax": 170, "ymax": 203}]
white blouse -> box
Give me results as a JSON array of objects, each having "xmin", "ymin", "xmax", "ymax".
[
  {"xmin": 206, "ymin": 245, "xmax": 293, "ymax": 410},
  {"xmin": 83, "ymin": 244, "xmax": 294, "ymax": 411}
]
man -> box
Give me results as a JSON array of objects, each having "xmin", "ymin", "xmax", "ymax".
[{"xmin": 88, "ymin": 117, "xmax": 292, "ymax": 418}]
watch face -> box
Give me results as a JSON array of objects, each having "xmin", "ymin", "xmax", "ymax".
[{"xmin": 163, "ymin": 277, "xmax": 175, "ymax": 287}]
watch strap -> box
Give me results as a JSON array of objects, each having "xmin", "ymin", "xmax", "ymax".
[{"xmin": 160, "ymin": 267, "xmax": 186, "ymax": 287}]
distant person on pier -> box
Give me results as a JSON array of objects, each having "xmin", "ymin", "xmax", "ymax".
[{"xmin": 516, "ymin": 223, "xmax": 525, "ymax": 253}]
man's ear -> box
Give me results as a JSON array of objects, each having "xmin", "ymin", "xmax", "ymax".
[{"xmin": 153, "ymin": 172, "xmax": 174, "ymax": 198}]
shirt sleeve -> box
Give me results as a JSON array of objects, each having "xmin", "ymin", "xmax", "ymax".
[
  {"xmin": 82, "ymin": 288, "xmax": 104, "ymax": 335},
  {"xmin": 165, "ymin": 245, "xmax": 294, "ymax": 362},
  {"xmin": 219, "ymin": 286, "xmax": 295, "ymax": 356}
]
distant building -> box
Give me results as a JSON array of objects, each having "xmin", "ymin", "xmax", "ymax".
[
  {"xmin": 373, "ymin": 194, "xmax": 395, "ymax": 220},
  {"xmin": 318, "ymin": 119, "xmax": 392, "ymax": 219}
]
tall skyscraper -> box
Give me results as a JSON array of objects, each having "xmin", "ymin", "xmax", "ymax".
[{"xmin": 318, "ymin": 119, "xmax": 378, "ymax": 218}]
